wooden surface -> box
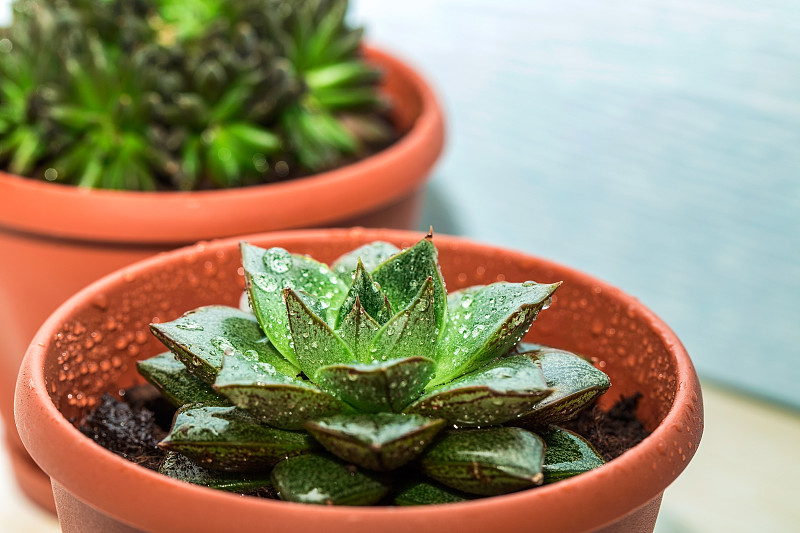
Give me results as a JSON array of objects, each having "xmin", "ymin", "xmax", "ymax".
[{"xmin": 352, "ymin": 0, "xmax": 800, "ymax": 408}]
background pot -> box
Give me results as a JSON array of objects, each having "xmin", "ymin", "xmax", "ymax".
[
  {"xmin": 15, "ymin": 228, "xmax": 702, "ymax": 533},
  {"xmin": 0, "ymin": 47, "xmax": 444, "ymax": 511}
]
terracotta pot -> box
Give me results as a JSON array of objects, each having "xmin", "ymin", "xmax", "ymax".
[
  {"xmin": 15, "ymin": 228, "xmax": 702, "ymax": 533},
  {"xmin": 0, "ymin": 47, "xmax": 444, "ymax": 510}
]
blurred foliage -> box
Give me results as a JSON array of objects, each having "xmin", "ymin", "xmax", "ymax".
[{"xmin": 0, "ymin": 0, "xmax": 394, "ymax": 190}]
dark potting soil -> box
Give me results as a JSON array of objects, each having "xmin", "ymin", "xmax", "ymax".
[
  {"xmin": 562, "ymin": 393, "xmax": 650, "ymax": 461},
  {"xmin": 79, "ymin": 386, "xmax": 650, "ymax": 497}
]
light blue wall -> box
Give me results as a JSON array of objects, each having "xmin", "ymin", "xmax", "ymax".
[{"xmin": 352, "ymin": 0, "xmax": 800, "ymax": 408}]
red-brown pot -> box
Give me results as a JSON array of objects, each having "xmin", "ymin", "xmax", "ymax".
[
  {"xmin": 0, "ymin": 48, "xmax": 444, "ymax": 511},
  {"xmin": 15, "ymin": 228, "xmax": 702, "ymax": 532}
]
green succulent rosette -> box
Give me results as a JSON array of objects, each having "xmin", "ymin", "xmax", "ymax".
[
  {"xmin": 0, "ymin": 0, "xmax": 392, "ymax": 190},
  {"xmin": 143, "ymin": 233, "xmax": 610, "ymax": 505}
]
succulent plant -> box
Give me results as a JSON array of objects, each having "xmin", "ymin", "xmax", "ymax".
[
  {"xmin": 140, "ymin": 233, "xmax": 610, "ymax": 505},
  {"xmin": 0, "ymin": 0, "xmax": 391, "ymax": 190}
]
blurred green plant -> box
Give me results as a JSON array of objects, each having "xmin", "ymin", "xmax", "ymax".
[{"xmin": 0, "ymin": 0, "xmax": 393, "ymax": 190}]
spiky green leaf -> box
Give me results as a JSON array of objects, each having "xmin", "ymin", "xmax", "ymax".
[
  {"xmin": 159, "ymin": 405, "xmax": 315, "ymax": 472},
  {"xmin": 542, "ymin": 426, "xmax": 605, "ymax": 483},
  {"xmin": 418, "ymin": 427, "xmax": 545, "ymax": 496},
  {"xmin": 371, "ymin": 235, "xmax": 447, "ymax": 336},
  {"xmin": 335, "ymin": 298, "xmax": 381, "ymax": 362},
  {"xmin": 369, "ymin": 277, "xmax": 437, "ymax": 361},
  {"xmin": 271, "ymin": 453, "xmax": 389, "ymax": 505},
  {"xmin": 404, "ymin": 354, "xmax": 552, "ymax": 427},
  {"xmin": 214, "ymin": 352, "xmax": 349, "ymax": 430},
  {"xmin": 431, "ymin": 282, "xmax": 561, "ymax": 386},
  {"xmin": 285, "ymin": 288, "xmax": 354, "ymax": 377},
  {"xmin": 315, "ymin": 357, "xmax": 436, "ymax": 413},
  {"xmin": 513, "ymin": 348, "xmax": 611, "ymax": 428},
  {"xmin": 150, "ymin": 306, "xmax": 298, "ymax": 385},
  {"xmin": 241, "ymin": 243, "xmax": 348, "ymax": 365},
  {"xmin": 305, "ymin": 413, "xmax": 445, "ymax": 471},
  {"xmin": 335, "ymin": 260, "xmax": 392, "ymax": 328},
  {"xmin": 159, "ymin": 451, "xmax": 273, "ymax": 493},
  {"xmin": 137, "ymin": 352, "xmax": 229, "ymax": 407}
]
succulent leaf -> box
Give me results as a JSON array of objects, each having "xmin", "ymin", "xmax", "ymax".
[
  {"xmin": 159, "ymin": 451, "xmax": 273, "ymax": 493},
  {"xmin": 335, "ymin": 260, "xmax": 392, "ymax": 328},
  {"xmin": 285, "ymin": 288, "xmax": 355, "ymax": 377},
  {"xmin": 271, "ymin": 453, "xmax": 390, "ymax": 505},
  {"xmin": 305, "ymin": 413, "xmax": 445, "ymax": 471},
  {"xmin": 241, "ymin": 243, "xmax": 348, "ymax": 365},
  {"xmin": 214, "ymin": 352, "xmax": 349, "ymax": 430},
  {"xmin": 513, "ymin": 348, "xmax": 611, "ymax": 428},
  {"xmin": 394, "ymin": 478, "xmax": 473, "ymax": 506},
  {"xmin": 371, "ymin": 235, "xmax": 447, "ymax": 338},
  {"xmin": 431, "ymin": 281, "xmax": 561, "ymax": 386},
  {"xmin": 315, "ymin": 357, "xmax": 436, "ymax": 413},
  {"xmin": 331, "ymin": 241, "xmax": 400, "ymax": 278},
  {"xmin": 137, "ymin": 352, "xmax": 229, "ymax": 407},
  {"xmin": 159, "ymin": 405, "xmax": 316, "ymax": 472},
  {"xmin": 542, "ymin": 426, "xmax": 605, "ymax": 483},
  {"xmin": 369, "ymin": 277, "xmax": 437, "ymax": 361},
  {"xmin": 404, "ymin": 354, "xmax": 552, "ymax": 427},
  {"xmin": 335, "ymin": 298, "xmax": 382, "ymax": 362},
  {"xmin": 149, "ymin": 305, "xmax": 299, "ymax": 385},
  {"xmin": 418, "ymin": 427, "xmax": 545, "ymax": 495}
]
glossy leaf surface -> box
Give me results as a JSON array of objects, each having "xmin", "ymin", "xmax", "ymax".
[
  {"xmin": 241, "ymin": 243, "xmax": 348, "ymax": 365},
  {"xmin": 431, "ymin": 282, "xmax": 561, "ymax": 386},
  {"xmin": 418, "ymin": 427, "xmax": 545, "ymax": 495},
  {"xmin": 335, "ymin": 260, "xmax": 392, "ymax": 328},
  {"xmin": 285, "ymin": 288, "xmax": 354, "ymax": 376},
  {"xmin": 335, "ymin": 298, "xmax": 381, "ymax": 362},
  {"xmin": 315, "ymin": 357, "xmax": 435, "ymax": 413},
  {"xmin": 159, "ymin": 451, "xmax": 272, "ymax": 493},
  {"xmin": 137, "ymin": 352, "xmax": 229, "ymax": 407},
  {"xmin": 371, "ymin": 236, "xmax": 447, "ymax": 338},
  {"xmin": 271, "ymin": 453, "xmax": 390, "ymax": 505},
  {"xmin": 305, "ymin": 413, "xmax": 445, "ymax": 470},
  {"xmin": 513, "ymin": 348, "xmax": 610, "ymax": 427},
  {"xmin": 369, "ymin": 277, "xmax": 437, "ymax": 361},
  {"xmin": 405, "ymin": 355, "xmax": 551, "ymax": 427},
  {"xmin": 159, "ymin": 405, "xmax": 315, "ymax": 471},
  {"xmin": 542, "ymin": 426, "xmax": 605, "ymax": 483},
  {"xmin": 214, "ymin": 353, "xmax": 348, "ymax": 430},
  {"xmin": 150, "ymin": 305, "xmax": 298, "ymax": 385},
  {"xmin": 394, "ymin": 478, "xmax": 472, "ymax": 506}
]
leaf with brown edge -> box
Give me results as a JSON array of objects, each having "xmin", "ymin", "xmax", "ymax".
[
  {"xmin": 150, "ymin": 305, "xmax": 299, "ymax": 386},
  {"xmin": 542, "ymin": 426, "xmax": 605, "ymax": 483},
  {"xmin": 305, "ymin": 413, "xmax": 445, "ymax": 471},
  {"xmin": 430, "ymin": 281, "xmax": 561, "ymax": 387},
  {"xmin": 214, "ymin": 352, "xmax": 349, "ymax": 430},
  {"xmin": 271, "ymin": 453, "xmax": 390, "ymax": 505},
  {"xmin": 159, "ymin": 451, "xmax": 273, "ymax": 493},
  {"xmin": 137, "ymin": 352, "xmax": 229, "ymax": 408},
  {"xmin": 159, "ymin": 405, "xmax": 315, "ymax": 472},
  {"xmin": 512, "ymin": 347, "xmax": 610, "ymax": 428},
  {"xmin": 315, "ymin": 356, "xmax": 435, "ymax": 413},
  {"xmin": 418, "ymin": 427, "xmax": 545, "ymax": 495},
  {"xmin": 404, "ymin": 354, "xmax": 551, "ymax": 427}
]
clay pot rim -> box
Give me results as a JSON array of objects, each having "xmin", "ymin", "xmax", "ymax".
[
  {"xmin": 0, "ymin": 47, "xmax": 444, "ymax": 244},
  {"xmin": 16, "ymin": 228, "xmax": 702, "ymax": 532}
]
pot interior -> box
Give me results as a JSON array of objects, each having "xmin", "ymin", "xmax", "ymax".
[{"xmin": 44, "ymin": 230, "xmax": 678, "ymax": 432}]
